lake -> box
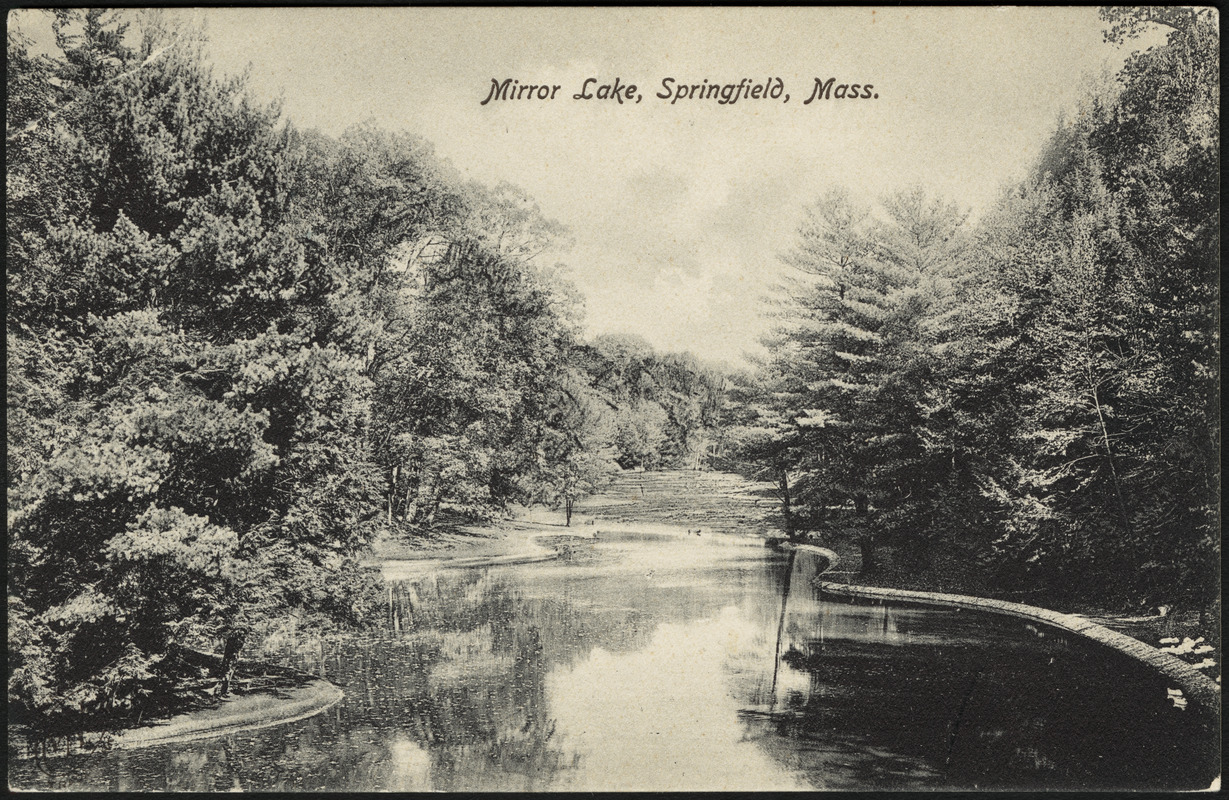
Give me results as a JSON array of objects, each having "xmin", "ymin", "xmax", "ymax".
[{"xmin": 9, "ymin": 531, "xmax": 1219, "ymax": 791}]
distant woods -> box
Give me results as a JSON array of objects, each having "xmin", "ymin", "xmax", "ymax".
[
  {"xmin": 721, "ymin": 8, "xmax": 1218, "ymax": 612},
  {"xmin": 6, "ymin": 10, "xmax": 724, "ymax": 733}
]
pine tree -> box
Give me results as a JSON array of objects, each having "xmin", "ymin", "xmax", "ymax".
[{"xmin": 762, "ymin": 187, "xmax": 968, "ymax": 562}]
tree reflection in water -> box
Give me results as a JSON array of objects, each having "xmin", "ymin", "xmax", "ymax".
[
  {"xmin": 743, "ymin": 551, "xmax": 1220, "ymax": 792},
  {"xmin": 7, "ymin": 539, "xmax": 1219, "ymax": 792},
  {"xmin": 266, "ymin": 571, "xmax": 583, "ymax": 792}
]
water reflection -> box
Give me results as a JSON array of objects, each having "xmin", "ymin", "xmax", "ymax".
[
  {"xmin": 8, "ymin": 535, "xmax": 1218, "ymax": 791},
  {"xmin": 745, "ymin": 552, "xmax": 1220, "ymax": 791}
]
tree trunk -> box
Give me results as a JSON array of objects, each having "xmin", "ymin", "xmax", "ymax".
[
  {"xmin": 565, "ymin": 497, "xmax": 573, "ymax": 527},
  {"xmin": 421, "ymin": 491, "xmax": 441, "ymax": 527},
  {"xmin": 388, "ymin": 465, "xmax": 399, "ymax": 524},
  {"xmin": 780, "ymin": 469, "xmax": 796, "ymax": 541},
  {"xmin": 859, "ymin": 535, "xmax": 877, "ymax": 574},
  {"xmin": 217, "ymin": 630, "xmax": 247, "ymax": 698},
  {"xmin": 385, "ymin": 462, "xmax": 400, "ymax": 525},
  {"xmin": 1090, "ymin": 378, "xmax": 1135, "ymax": 540},
  {"xmin": 854, "ymin": 492, "xmax": 876, "ymax": 572}
]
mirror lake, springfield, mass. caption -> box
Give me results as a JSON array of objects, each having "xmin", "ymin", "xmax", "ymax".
[{"xmin": 481, "ymin": 76, "xmax": 879, "ymax": 105}]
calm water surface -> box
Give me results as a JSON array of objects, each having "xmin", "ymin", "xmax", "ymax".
[{"xmin": 10, "ymin": 533, "xmax": 1219, "ymax": 791}]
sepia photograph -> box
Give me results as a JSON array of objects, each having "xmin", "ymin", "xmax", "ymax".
[{"xmin": 6, "ymin": 6, "xmax": 1221, "ymax": 791}]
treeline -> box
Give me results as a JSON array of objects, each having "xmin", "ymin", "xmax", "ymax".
[
  {"xmin": 725, "ymin": 8, "xmax": 1218, "ymax": 612},
  {"xmin": 575, "ymin": 333, "xmax": 726, "ymax": 470},
  {"xmin": 6, "ymin": 11, "xmax": 721, "ymax": 732}
]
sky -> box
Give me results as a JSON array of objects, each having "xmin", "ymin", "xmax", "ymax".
[{"xmin": 12, "ymin": 8, "xmax": 1147, "ymax": 367}]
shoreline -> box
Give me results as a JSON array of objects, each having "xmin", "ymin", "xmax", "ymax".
[
  {"xmin": 781, "ymin": 543, "xmax": 1221, "ymax": 718},
  {"xmin": 10, "ymin": 677, "xmax": 343, "ymax": 759}
]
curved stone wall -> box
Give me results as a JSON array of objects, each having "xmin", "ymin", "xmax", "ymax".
[
  {"xmin": 112, "ymin": 679, "xmax": 345, "ymax": 749},
  {"xmin": 784, "ymin": 543, "xmax": 1221, "ymax": 717}
]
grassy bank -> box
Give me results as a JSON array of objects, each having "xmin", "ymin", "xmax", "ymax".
[{"xmin": 365, "ymin": 469, "xmax": 784, "ymax": 563}]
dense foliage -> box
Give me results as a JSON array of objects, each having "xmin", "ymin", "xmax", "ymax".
[
  {"xmin": 573, "ymin": 333, "xmax": 726, "ymax": 470},
  {"xmin": 728, "ymin": 8, "xmax": 1219, "ymax": 611},
  {"xmin": 5, "ymin": 11, "xmax": 723, "ymax": 734},
  {"xmin": 7, "ymin": 11, "xmax": 385, "ymax": 733}
]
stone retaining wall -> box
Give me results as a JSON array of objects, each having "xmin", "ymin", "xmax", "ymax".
[
  {"xmin": 11, "ymin": 678, "xmax": 345, "ymax": 758},
  {"xmin": 784, "ymin": 543, "xmax": 1221, "ymax": 717}
]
